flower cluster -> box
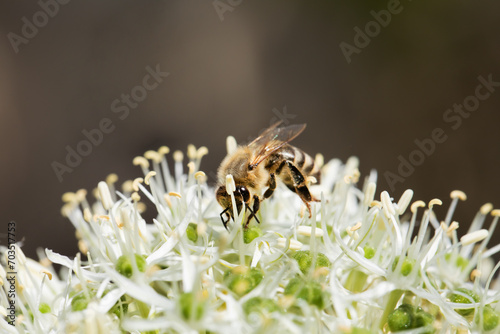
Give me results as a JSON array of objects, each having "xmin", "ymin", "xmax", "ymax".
[{"xmin": 1, "ymin": 138, "xmax": 500, "ymax": 333}]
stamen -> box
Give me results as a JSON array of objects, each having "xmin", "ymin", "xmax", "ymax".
[
  {"xmin": 97, "ymin": 181, "xmax": 114, "ymax": 210},
  {"xmin": 428, "ymin": 198, "xmax": 442, "ymax": 209},
  {"xmin": 491, "ymin": 209, "xmax": 500, "ymax": 217},
  {"xmin": 363, "ymin": 182, "xmax": 376, "ymax": 206},
  {"xmin": 226, "ymin": 136, "xmax": 237, "ymax": 155},
  {"xmin": 314, "ymin": 153, "xmax": 324, "ymax": 168},
  {"xmin": 62, "ymin": 192, "xmax": 76, "ymax": 203},
  {"xmin": 144, "ymin": 150, "xmax": 162, "ymax": 163},
  {"xmin": 297, "ymin": 226, "xmax": 324, "ymax": 237},
  {"xmin": 470, "ymin": 269, "xmax": 481, "ymax": 281},
  {"xmin": 144, "ymin": 171, "xmax": 157, "ymax": 185},
  {"xmin": 411, "ymin": 200, "xmax": 425, "ymax": 213},
  {"xmin": 158, "ymin": 146, "xmax": 170, "ymax": 156},
  {"xmin": 133, "ymin": 156, "xmax": 149, "ymax": 168},
  {"xmin": 351, "ymin": 222, "xmax": 362, "ymax": 231},
  {"xmin": 106, "ymin": 173, "xmax": 118, "ymax": 184},
  {"xmin": 447, "ymin": 221, "xmax": 459, "ymax": 236},
  {"xmin": 480, "ymin": 203, "xmax": 493, "ymax": 215},
  {"xmin": 83, "ymin": 208, "xmax": 92, "ymax": 223},
  {"xmin": 450, "ymin": 190, "xmax": 467, "ymax": 201},
  {"xmin": 132, "ymin": 178, "xmax": 144, "ymax": 192},
  {"xmin": 277, "ymin": 238, "xmax": 303, "ymax": 250},
  {"xmin": 168, "ymin": 191, "xmax": 182, "ymax": 198},
  {"xmin": 187, "ymin": 162, "xmax": 195, "ymax": 175},
  {"xmin": 173, "ymin": 150, "xmax": 184, "ymax": 162},
  {"xmin": 41, "ymin": 270, "xmax": 52, "ymax": 280},
  {"xmin": 306, "ymin": 176, "xmax": 317, "ymax": 184},
  {"xmin": 187, "ymin": 144, "xmax": 197, "ymax": 160},
  {"xmin": 197, "ymin": 146, "xmax": 209, "ymax": 159},
  {"xmin": 131, "ymin": 192, "xmax": 141, "ymax": 202},
  {"xmin": 370, "ymin": 201, "xmax": 382, "ymax": 209},
  {"xmin": 381, "ymin": 191, "xmax": 395, "ymax": 217},
  {"xmin": 194, "ymin": 171, "xmax": 207, "ymax": 183},
  {"xmin": 396, "ymin": 189, "xmax": 413, "ymax": 215},
  {"xmin": 460, "ymin": 229, "xmax": 489, "ymax": 246},
  {"xmin": 226, "ymin": 175, "xmax": 236, "ymax": 194}
]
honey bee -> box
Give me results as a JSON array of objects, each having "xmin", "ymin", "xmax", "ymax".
[{"xmin": 216, "ymin": 121, "xmax": 321, "ymax": 229}]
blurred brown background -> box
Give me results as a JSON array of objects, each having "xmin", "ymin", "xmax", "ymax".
[{"xmin": 1, "ymin": 1, "xmax": 499, "ymax": 260}]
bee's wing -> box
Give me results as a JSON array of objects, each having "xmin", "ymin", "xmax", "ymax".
[{"xmin": 248, "ymin": 123, "xmax": 306, "ymax": 168}]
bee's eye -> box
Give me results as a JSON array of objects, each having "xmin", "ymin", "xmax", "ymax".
[{"xmin": 238, "ymin": 186, "xmax": 250, "ymax": 202}]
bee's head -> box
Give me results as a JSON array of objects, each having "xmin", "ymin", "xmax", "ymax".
[{"xmin": 216, "ymin": 185, "xmax": 250, "ymax": 229}]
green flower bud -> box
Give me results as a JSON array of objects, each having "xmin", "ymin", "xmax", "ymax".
[
  {"xmin": 363, "ymin": 246, "xmax": 375, "ymax": 259},
  {"xmin": 179, "ymin": 292, "xmax": 204, "ymax": 320},
  {"xmin": 224, "ymin": 266, "xmax": 263, "ymax": 297},
  {"xmin": 391, "ymin": 256, "xmax": 415, "ymax": 276},
  {"xmin": 450, "ymin": 288, "xmax": 480, "ymax": 316},
  {"xmin": 71, "ymin": 294, "xmax": 89, "ymax": 312},
  {"xmin": 244, "ymin": 226, "xmax": 262, "ymax": 244},
  {"xmin": 38, "ymin": 303, "xmax": 51, "ymax": 314},
  {"xmin": 388, "ymin": 304, "xmax": 415, "ymax": 331},
  {"xmin": 292, "ymin": 250, "xmax": 331, "ymax": 275},
  {"xmin": 481, "ymin": 305, "xmax": 499, "ymax": 331},
  {"xmin": 116, "ymin": 254, "xmax": 147, "ymax": 278},
  {"xmin": 284, "ymin": 277, "xmax": 326, "ymax": 309},
  {"xmin": 445, "ymin": 253, "xmax": 469, "ymax": 271},
  {"xmin": 186, "ymin": 223, "xmax": 198, "ymax": 242}
]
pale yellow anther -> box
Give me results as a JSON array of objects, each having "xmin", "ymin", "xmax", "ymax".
[
  {"xmin": 440, "ymin": 221, "xmax": 447, "ymax": 231},
  {"xmin": 164, "ymin": 194, "xmax": 172, "ymax": 207},
  {"xmin": 62, "ymin": 192, "xmax": 76, "ymax": 203},
  {"xmin": 480, "ymin": 203, "xmax": 493, "ymax": 215},
  {"xmin": 277, "ymin": 238, "xmax": 303, "ymax": 250},
  {"xmin": 297, "ymin": 226, "xmax": 324, "ymax": 237},
  {"xmin": 461, "ymin": 229, "xmax": 489, "ymax": 246},
  {"xmin": 98, "ymin": 215, "xmax": 110, "ymax": 221},
  {"xmin": 41, "ymin": 270, "xmax": 53, "ymax": 280},
  {"xmin": 351, "ymin": 168, "xmax": 360, "ymax": 183},
  {"xmin": 132, "ymin": 178, "xmax": 144, "ymax": 192},
  {"xmin": 306, "ymin": 176, "xmax": 318, "ymax": 184},
  {"xmin": 226, "ymin": 136, "xmax": 237, "ymax": 155},
  {"xmin": 314, "ymin": 153, "xmax": 324, "ymax": 168},
  {"xmin": 39, "ymin": 258, "xmax": 51, "ymax": 267},
  {"xmin": 60, "ymin": 203, "xmax": 73, "ymax": 217},
  {"xmin": 78, "ymin": 240, "xmax": 88, "ymax": 254},
  {"xmin": 364, "ymin": 182, "xmax": 377, "ymax": 207},
  {"xmin": 195, "ymin": 171, "xmax": 207, "ymax": 183},
  {"xmin": 92, "ymin": 187, "xmax": 99, "ymax": 199},
  {"xmin": 173, "ymin": 150, "xmax": 184, "ymax": 162},
  {"xmin": 144, "ymin": 171, "xmax": 156, "ymax": 185},
  {"xmin": 381, "ymin": 191, "xmax": 395, "ymax": 217},
  {"xmin": 187, "ymin": 144, "xmax": 197, "ymax": 160},
  {"xmin": 470, "ymin": 269, "xmax": 481, "ymax": 281},
  {"xmin": 144, "ymin": 150, "xmax": 162, "ymax": 163},
  {"xmin": 370, "ymin": 200, "xmax": 382, "ymax": 208},
  {"xmin": 351, "ymin": 222, "xmax": 362, "ymax": 231},
  {"xmin": 97, "ymin": 181, "xmax": 114, "ymax": 210},
  {"xmin": 447, "ymin": 221, "xmax": 459, "ymax": 236},
  {"xmin": 133, "ymin": 156, "xmax": 149, "ymax": 168},
  {"xmin": 168, "ymin": 191, "xmax": 182, "ymax": 198},
  {"xmin": 197, "ymin": 146, "xmax": 209, "ymax": 159},
  {"xmin": 226, "ymin": 174, "xmax": 236, "ymax": 194},
  {"xmin": 137, "ymin": 202, "xmax": 146, "ymax": 213},
  {"xmin": 158, "ymin": 146, "xmax": 170, "ymax": 156},
  {"xmin": 450, "ymin": 190, "xmax": 467, "ymax": 201},
  {"xmin": 396, "ymin": 189, "xmax": 414, "ymax": 215},
  {"xmin": 346, "ymin": 226, "xmax": 353, "ymax": 237},
  {"xmin": 187, "ymin": 162, "xmax": 195, "ymax": 175},
  {"xmin": 428, "ymin": 198, "xmax": 442, "ymax": 209},
  {"xmin": 122, "ymin": 180, "xmax": 134, "ymax": 193},
  {"xmin": 106, "ymin": 173, "xmax": 118, "ymax": 184},
  {"xmin": 197, "ymin": 222, "xmax": 207, "ymax": 236},
  {"xmin": 83, "ymin": 208, "xmax": 92, "ymax": 223},
  {"xmin": 75, "ymin": 189, "xmax": 87, "ymax": 203},
  {"xmin": 131, "ymin": 192, "xmax": 141, "ymax": 202},
  {"xmin": 491, "ymin": 209, "xmax": 500, "ymax": 217},
  {"xmin": 411, "ymin": 200, "xmax": 426, "ymax": 213}
]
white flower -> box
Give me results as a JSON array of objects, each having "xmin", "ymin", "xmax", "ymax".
[{"xmin": 2, "ymin": 139, "xmax": 500, "ymax": 333}]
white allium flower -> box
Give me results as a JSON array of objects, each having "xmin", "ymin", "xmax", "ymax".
[{"xmin": 2, "ymin": 139, "xmax": 500, "ymax": 334}]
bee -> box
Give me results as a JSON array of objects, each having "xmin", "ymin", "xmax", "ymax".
[{"xmin": 216, "ymin": 121, "xmax": 321, "ymax": 229}]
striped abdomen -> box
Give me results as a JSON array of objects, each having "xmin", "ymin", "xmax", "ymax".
[{"xmin": 265, "ymin": 144, "xmax": 321, "ymax": 184}]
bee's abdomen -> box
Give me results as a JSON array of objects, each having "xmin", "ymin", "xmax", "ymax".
[{"xmin": 274, "ymin": 145, "xmax": 321, "ymax": 183}]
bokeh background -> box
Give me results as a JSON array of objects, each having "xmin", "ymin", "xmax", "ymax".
[{"xmin": 1, "ymin": 1, "xmax": 499, "ymax": 260}]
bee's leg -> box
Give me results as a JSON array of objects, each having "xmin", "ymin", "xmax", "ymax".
[
  {"xmin": 285, "ymin": 161, "xmax": 315, "ymax": 218},
  {"xmin": 220, "ymin": 208, "xmax": 230, "ymax": 230},
  {"xmin": 263, "ymin": 173, "xmax": 277, "ymax": 199},
  {"xmin": 245, "ymin": 195, "xmax": 261, "ymax": 228}
]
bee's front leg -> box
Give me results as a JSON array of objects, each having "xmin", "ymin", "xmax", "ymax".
[
  {"xmin": 245, "ymin": 195, "xmax": 261, "ymax": 228},
  {"xmin": 263, "ymin": 173, "xmax": 277, "ymax": 199}
]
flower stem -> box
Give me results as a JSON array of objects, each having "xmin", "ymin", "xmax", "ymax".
[{"xmin": 379, "ymin": 289, "xmax": 403, "ymax": 330}]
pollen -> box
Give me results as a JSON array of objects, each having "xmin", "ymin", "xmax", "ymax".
[
  {"xmin": 491, "ymin": 209, "xmax": 500, "ymax": 217},
  {"xmin": 122, "ymin": 180, "xmax": 134, "ymax": 193},
  {"xmin": 168, "ymin": 191, "xmax": 182, "ymax": 198},
  {"xmin": 194, "ymin": 171, "xmax": 207, "ymax": 183},
  {"xmin": 41, "ymin": 270, "xmax": 53, "ymax": 280},
  {"xmin": 106, "ymin": 173, "xmax": 118, "ymax": 184},
  {"xmin": 133, "ymin": 156, "xmax": 149, "ymax": 168},
  {"xmin": 450, "ymin": 190, "xmax": 467, "ymax": 201},
  {"xmin": 144, "ymin": 171, "xmax": 156, "ymax": 185},
  {"xmin": 61, "ymin": 191, "xmax": 76, "ymax": 203}
]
